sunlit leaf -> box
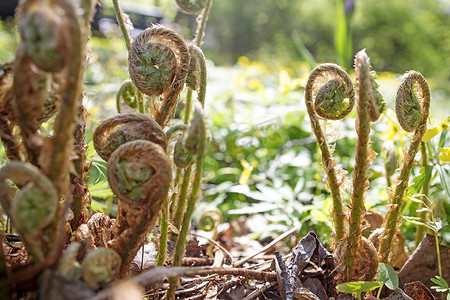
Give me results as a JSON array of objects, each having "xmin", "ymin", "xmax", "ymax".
[
  {"xmin": 336, "ymin": 281, "xmax": 382, "ymax": 294},
  {"xmin": 376, "ymin": 263, "xmax": 398, "ymax": 290}
]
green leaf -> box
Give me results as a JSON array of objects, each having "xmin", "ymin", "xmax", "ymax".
[
  {"xmin": 90, "ymin": 199, "xmax": 107, "ymax": 213},
  {"xmin": 403, "ymin": 216, "xmax": 428, "ymax": 227},
  {"xmin": 437, "ymin": 164, "xmax": 450, "ymax": 199},
  {"xmin": 376, "ymin": 263, "xmax": 398, "ymax": 290},
  {"xmin": 336, "ymin": 281, "xmax": 383, "ymax": 294},
  {"xmin": 431, "ymin": 276, "xmax": 449, "ymax": 289},
  {"xmin": 429, "ymin": 219, "xmax": 447, "ymax": 232}
]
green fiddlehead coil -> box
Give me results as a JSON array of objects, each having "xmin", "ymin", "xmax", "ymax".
[
  {"xmin": 366, "ymin": 71, "xmax": 385, "ymax": 122},
  {"xmin": 379, "ymin": 70, "xmax": 430, "ymax": 263},
  {"xmin": 395, "ymin": 73, "xmax": 426, "ymax": 132},
  {"xmin": 184, "ymin": 104, "xmax": 207, "ymax": 155},
  {"xmin": 198, "ymin": 208, "xmax": 222, "ymax": 232},
  {"xmin": 107, "ymin": 140, "xmax": 171, "ymax": 275},
  {"xmin": 93, "ymin": 113, "xmax": 168, "ymax": 162},
  {"xmin": 166, "ymin": 124, "xmax": 189, "ymax": 143},
  {"xmin": 304, "ymin": 63, "xmax": 355, "ymax": 241},
  {"xmin": 173, "ymin": 136, "xmax": 195, "ymax": 168},
  {"xmin": 176, "ymin": 0, "xmax": 207, "ymax": 14},
  {"xmin": 0, "ymin": 161, "xmax": 58, "ymax": 262},
  {"xmin": 184, "ymin": 43, "xmax": 207, "ymax": 122},
  {"xmin": 128, "ymin": 24, "xmax": 189, "ymax": 127},
  {"xmin": 381, "ymin": 140, "xmax": 398, "ymax": 186},
  {"xmin": 116, "ymin": 79, "xmax": 137, "ymax": 113},
  {"xmin": 17, "ymin": 0, "xmax": 71, "ymax": 73},
  {"xmin": 107, "ymin": 140, "xmax": 171, "ymax": 205},
  {"xmin": 81, "ymin": 247, "xmax": 121, "ymax": 289}
]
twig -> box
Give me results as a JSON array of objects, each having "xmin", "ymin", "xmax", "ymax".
[
  {"xmin": 234, "ymin": 227, "xmax": 297, "ymax": 267},
  {"xmin": 242, "ymin": 281, "xmax": 278, "ymax": 300},
  {"xmin": 217, "ymin": 277, "xmax": 245, "ymax": 296},
  {"xmin": 89, "ymin": 266, "xmax": 277, "ymax": 300}
]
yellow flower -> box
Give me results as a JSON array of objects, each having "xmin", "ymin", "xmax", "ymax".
[
  {"xmin": 248, "ymin": 78, "xmax": 262, "ymax": 90},
  {"xmin": 438, "ymin": 147, "xmax": 450, "ymax": 162},
  {"xmin": 278, "ymin": 68, "xmax": 300, "ymax": 94},
  {"xmin": 239, "ymin": 159, "xmax": 258, "ymax": 185},
  {"xmin": 422, "ymin": 123, "xmax": 442, "ymax": 142},
  {"xmin": 237, "ymin": 56, "xmax": 251, "ymax": 67}
]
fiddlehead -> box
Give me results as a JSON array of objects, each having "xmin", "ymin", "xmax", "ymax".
[
  {"xmin": 395, "ymin": 77, "xmax": 423, "ymax": 132},
  {"xmin": 176, "ymin": 0, "xmax": 208, "ymax": 14},
  {"xmin": 378, "ymin": 71, "xmax": 430, "ymax": 263},
  {"xmin": 128, "ymin": 25, "xmax": 189, "ymax": 127},
  {"xmin": 0, "ymin": 161, "xmax": 58, "ymax": 263},
  {"xmin": 184, "ymin": 43, "xmax": 207, "ymax": 121},
  {"xmin": 107, "ymin": 140, "xmax": 171, "ymax": 275},
  {"xmin": 344, "ymin": 50, "xmax": 379, "ymax": 281},
  {"xmin": 173, "ymin": 136, "xmax": 196, "ymax": 169},
  {"xmin": 381, "ymin": 140, "xmax": 398, "ymax": 187},
  {"xmin": 116, "ymin": 79, "xmax": 137, "ymax": 113},
  {"xmin": 198, "ymin": 208, "xmax": 222, "ymax": 232},
  {"xmin": 17, "ymin": 0, "xmax": 71, "ymax": 73},
  {"xmin": 304, "ymin": 63, "xmax": 355, "ymax": 241},
  {"xmin": 93, "ymin": 113, "xmax": 167, "ymax": 162},
  {"xmin": 81, "ymin": 247, "xmax": 121, "ymax": 289}
]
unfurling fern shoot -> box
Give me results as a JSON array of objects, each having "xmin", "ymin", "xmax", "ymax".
[{"xmin": 304, "ymin": 63, "xmax": 355, "ymax": 241}]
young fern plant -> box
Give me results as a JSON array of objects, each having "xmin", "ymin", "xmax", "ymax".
[
  {"xmin": 305, "ymin": 50, "xmax": 384, "ymax": 282},
  {"xmin": 304, "ymin": 62, "xmax": 355, "ymax": 242},
  {"xmin": 344, "ymin": 50, "xmax": 383, "ymax": 281},
  {"xmin": 378, "ymin": 71, "xmax": 431, "ymax": 263}
]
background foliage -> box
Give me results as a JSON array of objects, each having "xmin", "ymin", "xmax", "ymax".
[{"xmin": 0, "ymin": 0, "xmax": 449, "ymax": 249}]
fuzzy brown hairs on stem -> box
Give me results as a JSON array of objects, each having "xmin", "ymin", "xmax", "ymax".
[
  {"xmin": 378, "ymin": 71, "xmax": 430, "ymax": 263},
  {"xmin": 343, "ymin": 50, "xmax": 379, "ymax": 282}
]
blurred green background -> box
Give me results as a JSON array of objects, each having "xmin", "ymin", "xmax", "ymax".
[{"xmin": 0, "ymin": 0, "xmax": 449, "ymax": 247}]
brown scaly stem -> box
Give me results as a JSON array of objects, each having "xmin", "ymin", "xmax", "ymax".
[
  {"xmin": 0, "ymin": 231, "xmax": 11, "ymax": 300},
  {"xmin": 304, "ymin": 63, "xmax": 355, "ymax": 242},
  {"xmin": 44, "ymin": 0, "xmax": 84, "ymax": 196},
  {"xmin": 70, "ymin": 104, "xmax": 91, "ymax": 231},
  {"xmin": 70, "ymin": 0, "xmax": 96, "ymax": 231},
  {"xmin": 379, "ymin": 71, "xmax": 430, "ymax": 262},
  {"xmin": 414, "ymin": 142, "xmax": 430, "ymax": 248},
  {"xmin": 344, "ymin": 50, "xmax": 379, "ymax": 281},
  {"xmin": 12, "ymin": 47, "xmax": 48, "ymax": 166},
  {"xmin": 193, "ymin": 0, "xmax": 213, "ymax": 47}
]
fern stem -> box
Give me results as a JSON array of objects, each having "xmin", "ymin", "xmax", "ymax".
[
  {"xmin": 345, "ymin": 50, "xmax": 374, "ymax": 280},
  {"xmin": 193, "ymin": 0, "xmax": 212, "ymax": 47},
  {"xmin": 379, "ymin": 71, "xmax": 430, "ymax": 262},
  {"xmin": 304, "ymin": 63, "xmax": 355, "ymax": 242},
  {"xmin": 112, "ymin": 0, "xmax": 131, "ymax": 50}
]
